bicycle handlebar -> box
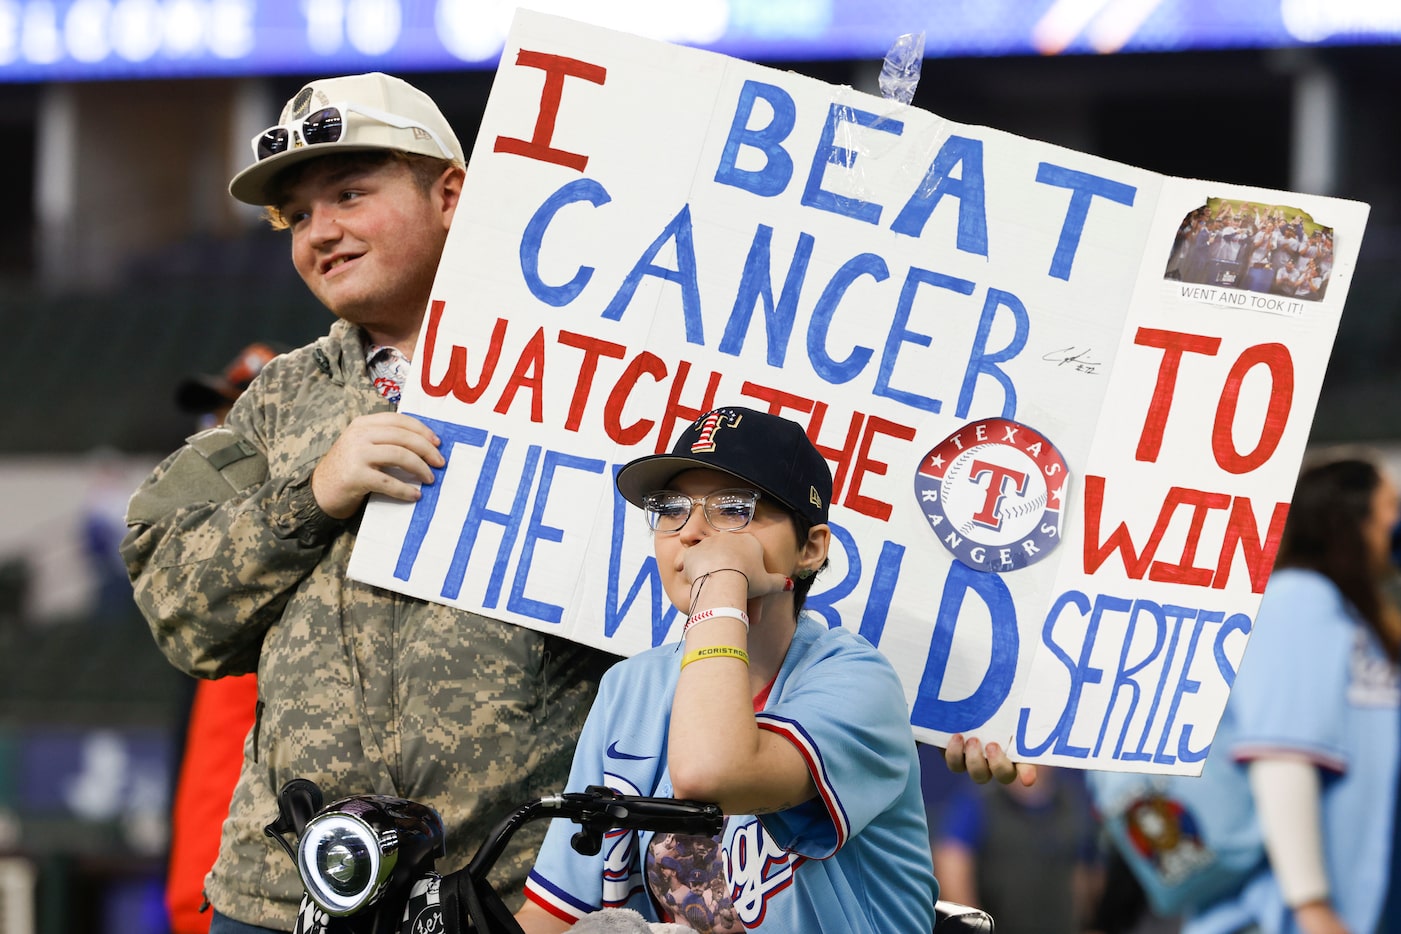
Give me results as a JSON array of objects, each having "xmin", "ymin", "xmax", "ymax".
[{"xmin": 467, "ymin": 784, "xmax": 723, "ymax": 874}]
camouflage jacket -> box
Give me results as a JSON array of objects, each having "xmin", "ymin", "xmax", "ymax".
[{"xmin": 122, "ymin": 319, "xmax": 611, "ymax": 930}]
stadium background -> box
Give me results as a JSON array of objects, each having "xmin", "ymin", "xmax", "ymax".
[{"xmin": 2, "ymin": 2, "xmax": 1400, "ymax": 931}]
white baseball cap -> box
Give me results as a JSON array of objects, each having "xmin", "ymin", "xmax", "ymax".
[{"xmin": 229, "ymin": 72, "xmax": 465, "ymax": 206}]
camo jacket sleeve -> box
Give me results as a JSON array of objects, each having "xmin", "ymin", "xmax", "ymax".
[{"xmin": 121, "ymin": 329, "xmax": 382, "ymax": 678}]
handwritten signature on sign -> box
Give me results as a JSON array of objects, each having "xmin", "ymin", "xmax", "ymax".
[{"xmin": 1042, "ymin": 347, "xmax": 1101, "ymax": 374}]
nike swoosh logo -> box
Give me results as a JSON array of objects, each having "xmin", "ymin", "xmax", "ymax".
[{"xmin": 606, "ymin": 741, "xmax": 652, "ymax": 761}]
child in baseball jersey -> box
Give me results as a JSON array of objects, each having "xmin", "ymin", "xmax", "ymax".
[{"xmin": 514, "ymin": 406, "xmax": 938, "ymax": 933}]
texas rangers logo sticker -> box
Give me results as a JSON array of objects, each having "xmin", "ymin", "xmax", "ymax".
[{"xmin": 915, "ymin": 418, "xmax": 1068, "ymax": 573}]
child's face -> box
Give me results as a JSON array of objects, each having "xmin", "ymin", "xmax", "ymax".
[{"xmin": 651, "ymin": 468, "xmax": 822, "ymax": 614}]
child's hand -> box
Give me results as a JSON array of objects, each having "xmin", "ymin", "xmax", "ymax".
[
  {"xmin": 682, "ymin": 533, "xmax": 784, "ymax": 598},
  {"xmin": 943, "ymin": 733, "xmax": 1037, "ymax": 786}
]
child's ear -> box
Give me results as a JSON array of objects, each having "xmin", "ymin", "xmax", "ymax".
[{"xmin": 799, "ymin": 524, "xmax": 831, "ymax": 574}]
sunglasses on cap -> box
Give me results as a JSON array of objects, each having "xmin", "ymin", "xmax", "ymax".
[{"xmin": 250, "ymin": 102, "xmax": 456, "ymax": 163}]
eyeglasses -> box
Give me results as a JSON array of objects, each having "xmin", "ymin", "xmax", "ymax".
[
  {"xmin": 250, "ymin": 102, "xmax": 455, "ymax": 163},
  {"xmin": 642, "ymin": 489, "xmax": 761, "ymax": 533}
]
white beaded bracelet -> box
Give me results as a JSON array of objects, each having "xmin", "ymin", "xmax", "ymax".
[{"xmin": 684, "ymin": 606, "xmax": 750, "ymax": 635}]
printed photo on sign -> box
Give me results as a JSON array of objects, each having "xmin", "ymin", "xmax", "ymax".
[{"xmin": 1163, "ymin": 198, "xmax": 1335, "ymax": 310}]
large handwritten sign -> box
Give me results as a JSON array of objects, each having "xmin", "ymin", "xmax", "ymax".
[{"xmin": 348, "ymin": 10, "xmax": 1369, "ymax": 773}]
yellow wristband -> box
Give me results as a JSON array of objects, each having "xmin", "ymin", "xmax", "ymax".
[{"xmin": 680, "ymin": 645, "xmax": 750, "ymax": 670}]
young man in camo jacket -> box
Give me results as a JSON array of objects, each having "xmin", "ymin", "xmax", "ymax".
[{"xmin": 123, "ymin": 72, "xmax": 612, "ymax": 934}]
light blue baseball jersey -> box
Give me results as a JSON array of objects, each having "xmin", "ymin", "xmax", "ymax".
[
  {"xmin": 523, "ymin": 615, "xmax": 937, "ymax": 932},
  {"xmin": 1185, "ymin": 568, "xmax": 1400, "ymax": 934}
]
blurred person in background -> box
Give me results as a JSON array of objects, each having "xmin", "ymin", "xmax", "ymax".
[
  {"xmin": 1084, "ymin": 847, "xmax": 1182, "ymax": 934},
  {"xmin": 933, "ymin": 764, "xmax": 1102, "ymax": 934},
  {"xmin": 165, "ymin": 342, "xmax": 279, "ymax": 934},
  {"xmin": 1183, "ymin": 453, "xmax": 1400, "ymax": 934},
  {"xmin": 1372, "ymin": 507, "xmax": 1401, "ymax": 933},
  {"xmin": 174, "ymin": 343, "xmax": 284, "ymax": 432},
  {"xmin": 121, "ymin": 72, "xmax": 612, "ymax": 933}
]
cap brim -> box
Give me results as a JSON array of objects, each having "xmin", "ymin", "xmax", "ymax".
[
  {"xmin": 228, "ymin": 142, "xmax": 394, "ymax": 206},
  {"xmin": 175, "ymin": 377, "xmax": 236, "ymax": 415},
  {"xmin": 615, "ymin": 455, "xmax": 785, "ymax": 512}
]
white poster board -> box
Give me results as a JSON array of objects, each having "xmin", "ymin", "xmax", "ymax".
[{"xmin": 348, "ymin": 10, "xmax": 1369, "ymax": 773}]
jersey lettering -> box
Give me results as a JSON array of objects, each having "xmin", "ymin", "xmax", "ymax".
[
  {"xmin": 601, "ymin": 773, "xmax": 646, "ymax": 906},
  {"xmin": 724, "ymin": 819, "xmax": 796, "ymax": 926}
]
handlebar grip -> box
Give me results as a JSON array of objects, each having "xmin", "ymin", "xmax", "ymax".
[
  {"xmin": 593, "ymin": 798, "xmax": 724, "ymax": 834},
  {"xmin": 572, "ymin": 786, "xmax": 724, "ymax": 836}
]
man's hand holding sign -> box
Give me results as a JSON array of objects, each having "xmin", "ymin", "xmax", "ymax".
[{"xmin": 347, "ymin": 11, "xmax": 1369, "ymax": 777}]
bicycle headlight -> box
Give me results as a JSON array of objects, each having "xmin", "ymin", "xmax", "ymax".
[{"xmin": 295, "ymin": 795, "xmax": 444, "ymax": 917}]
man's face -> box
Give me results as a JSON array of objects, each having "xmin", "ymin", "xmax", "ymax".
[{"xmin": 276, "ymin": 157, "xmax": 458, "ymax": 338}]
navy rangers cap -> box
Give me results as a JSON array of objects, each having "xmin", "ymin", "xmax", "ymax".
[{"xmin": 616, "ymin": 407, "xmax": 832, "ymax": 527}]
